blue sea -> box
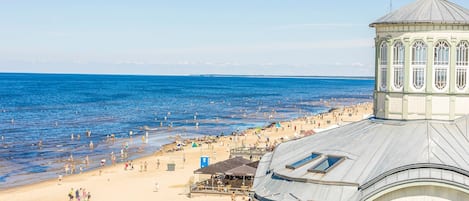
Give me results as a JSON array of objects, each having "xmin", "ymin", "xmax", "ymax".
[{"xmin": 0, "ymin": 73, "xmax": 374, "ymax": 188}]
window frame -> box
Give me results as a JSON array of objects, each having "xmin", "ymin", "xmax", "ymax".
[
  {"xmin": 392, "ymin": 41, "xmax": 405, "ymax": 91},
  {"xmin": 307, "ymin": 155, "xmax": 345, "ymax": 173},
  {"xmin": 285, "ymin": 152, "xmax": 322, "ymax": 170},
  {"xmin": 433, "ymin": 40, "xmax": 450, "ymax": 91},
  {"xmin": 456, "ymin": 41, "xmax": 469, "ymax": 92},
  {"xmin": 379, "ymin": 41, "xmax": 388, "ymax": 91},
  {"xmin": 411, "ymin": 40, "xmax": 427, "ymax": 91}
]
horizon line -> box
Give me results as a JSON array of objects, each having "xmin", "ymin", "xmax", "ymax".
[{"xmin": 0, "ymin": 72, "xmax": 375, "ymax": 80}]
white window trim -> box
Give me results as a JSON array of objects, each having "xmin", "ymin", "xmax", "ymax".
[
  {"xmin": 433, "ymin": 41, "xmax": 450, "ymax": 92},
  {"xmin": 410, "ymin": 41, "xmax": 427, "ymax": 92},
  {"xmin": 456, "ymin": 41, "xmax": 469, "ymax": 92},
  {"xmin": 379, "ymin": 42, "xmax": 388, "ymax": 91},
  {"xmin": 392, "ymin": 41, "xmax": 405, "ymax": 91},
  {"xmin": 455, "ymin": 66, "xmax": 468, "ymax": 92},
  {"xmin": 410, "ymin": 65, "xmax": 426, "ymax": 92},
  {"xmin": 391, "ymin": 65, "xmax": 404, "ymax": 91},
  {"xmin": 432, "ymin": 65, "xmax": 449, "ymax": 92},
  {"xmin": 380, "ymin": 65, "xmax": 388, "ymax": 91}
]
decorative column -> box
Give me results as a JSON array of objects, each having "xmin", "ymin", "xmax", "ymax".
[
  {"xmin": 425, "ymin": 37, "xmax": 434, "ymax": 119},
  {"xmin": 449, "ymin": 37, "xmax": 457, "ymax": 120},
  {"xmin": 385, "ymin": 39, "xmax": 393, "ymax": 119},
  {"xmin": 402, "ymin": 37, "xmax": 411, "ymax": 119},
  {"xmin": 374, "ymin": 37, "xmax": 380, "ymax": 116}
]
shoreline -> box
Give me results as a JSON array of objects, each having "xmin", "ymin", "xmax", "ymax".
[{"xmin": 0, "ymin": 102, "xmax": 373, "ymax": 201}]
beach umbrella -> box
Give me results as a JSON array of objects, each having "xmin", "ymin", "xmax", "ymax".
[{"xmin": 275, "ymin": 122, "xmax": 281, "ymax": 128}]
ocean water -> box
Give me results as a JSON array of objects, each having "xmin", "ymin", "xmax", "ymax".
[{"xmin": 0, "ymin": 73, "xmax": 374, "ymax": 188}]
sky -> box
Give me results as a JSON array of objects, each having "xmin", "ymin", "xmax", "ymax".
[{"xmin": 1, "ymin": 0, "xmax": 468, "ymax": 76}]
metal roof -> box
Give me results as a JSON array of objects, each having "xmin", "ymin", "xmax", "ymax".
[
  {"xmin": 253, "ymin": 117, "xmax": 469, "ymax": 201},
  {"xmin": 370, "ymin": 0, "xmax": 469, "ymax": 27}
]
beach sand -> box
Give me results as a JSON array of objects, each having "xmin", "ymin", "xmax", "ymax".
[{"xmin": 0, "ymin": 102, "xmax": 372, "ymax": 201}]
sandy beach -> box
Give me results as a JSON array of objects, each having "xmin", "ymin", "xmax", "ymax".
[{"xmin": 0, "ymin": 102, "xmax": 372, "ymax": 201}]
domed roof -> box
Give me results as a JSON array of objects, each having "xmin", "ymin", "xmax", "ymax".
[
  {"xmin": 253, "ymin": 118, "xmax": 469, "ymax": 200},
  {"xmin": 370, "ymin": 0, "xmax": 469, "ymax": 27}
]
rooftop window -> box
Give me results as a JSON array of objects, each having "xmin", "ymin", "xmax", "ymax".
[
  {"xmin": 285, "ymin": 153, "xmax": 320, "ymax": 169},
  {"xmin": 308, "ymin": 156, "xmax": 344, "ymax": 173}
]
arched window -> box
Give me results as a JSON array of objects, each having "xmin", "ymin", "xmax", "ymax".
[
  {"xmin": 434, "ymin": 41, "xmax": 450, "ymax": 90},
  {"xmin": 393, "ymin": 41, "xmax": 405, "ymax": 90},
  {"xmin": 456, "ymin": 41, "xmax": 469, "ymax": 91},
  {"xmin": 411, "ymin": 41, "xmax": 427, "ymax": 90},
  {"xmin": 380, "ymin": 42, "xmax": 388, "ymax": 90}
]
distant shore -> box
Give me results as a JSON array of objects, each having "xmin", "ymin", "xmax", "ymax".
[{"xmin": 0, "ymin": 102, "xmax": 373, "ymax": 201}]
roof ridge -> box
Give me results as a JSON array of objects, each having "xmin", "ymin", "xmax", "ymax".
[{"xmin": 370, "ymin": 0, "xmax": 469, "ymax": 26}]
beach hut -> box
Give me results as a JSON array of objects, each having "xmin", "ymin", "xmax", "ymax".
[
  {"xmin": 193, "ymin": 157, "xmax": 251, "ymax": 191},
  {"xmin": 225, "ymin": 164, "xmax": 257, "ymax": 188}
]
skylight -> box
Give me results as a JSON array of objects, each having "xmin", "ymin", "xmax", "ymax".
[
  {"xmin": 286, "ymin": 153, "xmax": 320, "ymax": 169},
  {"xmin": 308, "ymin": 156, "xmax": 344, "ymax": 173}
]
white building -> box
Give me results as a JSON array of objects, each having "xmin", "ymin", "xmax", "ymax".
[
  {"xmin": 252, "ymin": 0, "xmax": 469, "ymax": 200},
  {"xmin": 372, "ymin": 0, "xmax": 469, "ymax": 121}
]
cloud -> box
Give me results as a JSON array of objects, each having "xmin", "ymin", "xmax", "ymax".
[
  {"xmin": 273, "ymin": 23, "xmax": 367, "ymax": 30},
  {"xmin": 149, "ymin": 39, "xmax": 373, "ymax": 55}
]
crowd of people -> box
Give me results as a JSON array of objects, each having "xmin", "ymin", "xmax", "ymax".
[{"xmin": 67, "ymin": 187, "xmax": 91, "ymax": 201}]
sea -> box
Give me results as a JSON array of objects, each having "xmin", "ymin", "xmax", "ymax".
[{"xmin": 0, "ymin": 73, "xmax": 374, "ymax": 189}]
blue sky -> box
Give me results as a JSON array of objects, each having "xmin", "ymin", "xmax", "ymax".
[{"xmin": 1, "ymin": 0, "xmax": 468, "ymax": 76}]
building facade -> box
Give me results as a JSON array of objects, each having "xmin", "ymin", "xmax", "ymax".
[{"xmin": 371, "ymin": 0, "xmax": 469, "ymax": 120}]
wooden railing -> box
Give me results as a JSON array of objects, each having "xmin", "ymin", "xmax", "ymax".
[
  {"xmin": 229, "ymin": 147, "xmax": 269, "ymax": 159},
  {"xmin": 190, "ymin": 183, "xmax": 252, "ymax": 195}
]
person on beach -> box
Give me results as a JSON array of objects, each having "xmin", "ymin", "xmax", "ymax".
[
  {"xmin": 231, "ymin": 191, "xmax": 236, "ymax": 201},
  {"xmin": 154, "ymin": 182, "xmax": 159, "ymax": 192},
  {"xmin": 156, "ymin": 159, "xmax": 160, "ymax": 169},
  {"xmin": 84, "ymin": 155, "xmax": 90, "ymax": 168},
  {"xmin": 64, "ymin": 164, "xmax": 70, "ymax": 174},
  {"xmin": 144, "ymin": 161, "xmax": 148, "ymax": 171},
  {"xmin": 68, "ymin": 188, "xmax": 74, "ymax": 201},
  {"xmin": 58, "ymin": 174, "xmax": 62, "ymax": 185},
  {"xmin": 75, "ymin": 188, "xmax": 80, "ymax": 201}
]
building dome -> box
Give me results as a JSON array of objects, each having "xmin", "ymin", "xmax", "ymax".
[
  {"xmin": 252, "ymin": 119, "xmax": 469, "ymax": 201},
  {"xmin": 370, "ymin": 0, "xmax": 469, "ymax": 26}
]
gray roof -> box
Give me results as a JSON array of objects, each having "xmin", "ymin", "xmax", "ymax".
[
  {"xmin": 253, "ymin": 117, "xmax": 469, "ymax": 201},
  {"xmin": 226, "ymin": 164, "xmax": 257, "ymax": 176},
  {"xmin": 370, "ymin": 0, "xmax": 469, "ymax": 27},
  {"xmin": 193, "ymin": 156, "xmax": 251, "ymax": 175}
]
